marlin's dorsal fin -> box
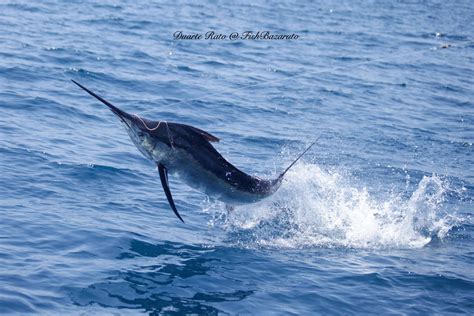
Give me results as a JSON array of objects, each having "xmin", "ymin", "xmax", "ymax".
[
  {"xmin": 189, "ymin": 126, "xmax": 220, "ymax": 142},
  {"xmin": 158, "ymin": 163, "xmax": 185, "ymax": 223}
]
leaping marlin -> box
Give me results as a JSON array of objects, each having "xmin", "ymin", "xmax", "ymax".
[{"xmin": 72, "ymin": 80, "xmax": 316, "ymax": 223}]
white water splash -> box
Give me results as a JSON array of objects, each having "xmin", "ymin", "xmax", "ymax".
[{"xmin": 205, "ymin": 163, "xmax": 460, "ymax": 249}]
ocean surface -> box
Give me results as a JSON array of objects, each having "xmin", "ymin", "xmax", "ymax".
[{"xmin": 1, "ymin": 0, "xmax": 473, "ymax": 314}]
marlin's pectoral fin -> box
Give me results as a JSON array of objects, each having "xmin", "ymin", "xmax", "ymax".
[{"xmin": 158, "ymin": 163, "xmax": 185, "ymax": 223}]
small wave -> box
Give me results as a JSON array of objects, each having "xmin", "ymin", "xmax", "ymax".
[{"xmin": 205, "ymin": 163, "xmax": 462, "ymax": 249}]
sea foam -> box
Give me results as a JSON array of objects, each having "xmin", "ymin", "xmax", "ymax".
[{"xmin": 205, "ymin": 163, "xmax": 460, "ymax": 249}]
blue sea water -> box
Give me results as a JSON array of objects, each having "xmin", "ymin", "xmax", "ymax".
[{"xmin": 1, "ymin": 0, "xmax": 473, "ymax": 314}]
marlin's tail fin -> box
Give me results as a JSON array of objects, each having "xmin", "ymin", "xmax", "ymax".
[{"xmin": 278, "ymin": 137, "xmax": 320, "ymax": 181}]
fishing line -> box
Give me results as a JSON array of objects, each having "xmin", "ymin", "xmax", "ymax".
[
  {"xmin": 133, "ymin": 115, "xmax": 174, "ymax": 147},
  {"xmin": 153, "ymin": 40, "xmax": 473, "ymax": 111},
  {"xmin": 134, "ymin": 114, "xmax": 162, "ymax": 131},
  {"xmin": 164, "ymin": 121, "xmax": 174, "ymax": 148},
  {"xmin": 129, "ymin": 40, "xmax": 472, "ymax": 151}
]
